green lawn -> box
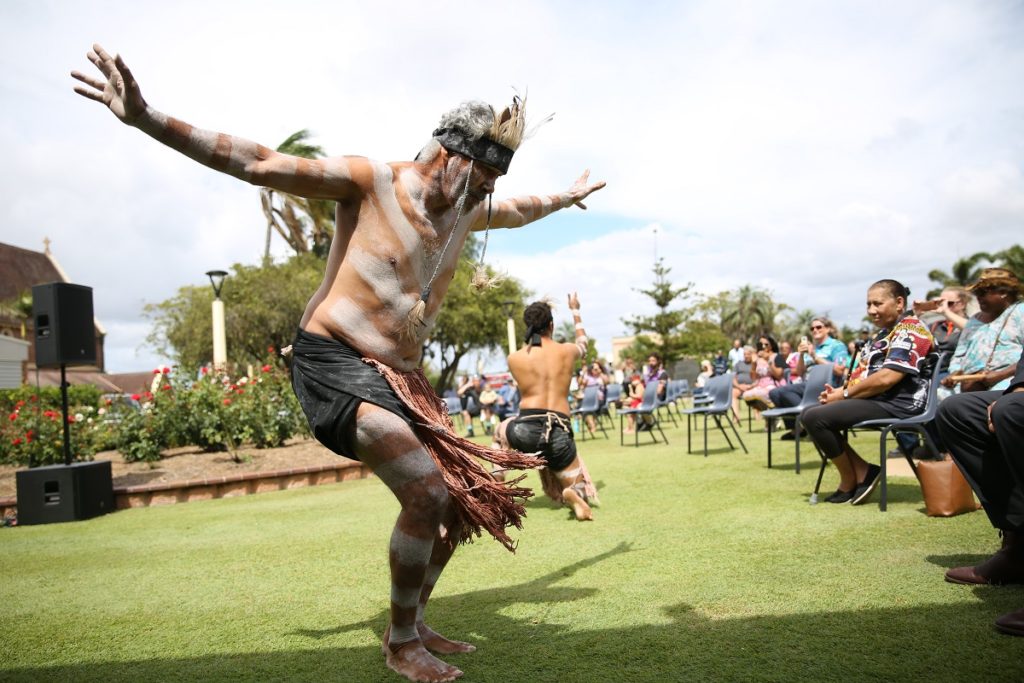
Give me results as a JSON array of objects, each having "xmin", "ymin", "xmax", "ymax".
[{"xmin": 2, "ymin": 412, "xmax": 1022, "ymax": 682}]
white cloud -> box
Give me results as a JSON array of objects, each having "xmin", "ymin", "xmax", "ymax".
[{"xmin": 2, "ymin": 0, "xmax": 1023, "ymax": 372}]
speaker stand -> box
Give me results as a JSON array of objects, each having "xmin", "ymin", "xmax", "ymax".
[{"xmin": 60, "ymin": 363, "xmax": 72, "ymax": 466}]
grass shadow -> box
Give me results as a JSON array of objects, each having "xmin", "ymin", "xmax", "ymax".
[{"xmin": 6, "ymin": 542, "xmax": 1022, "ymax": 683}]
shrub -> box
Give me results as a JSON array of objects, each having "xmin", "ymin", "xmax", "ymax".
[{"xmin": 0, "ymin": 395, "xmax": 103, "ymax": 467}]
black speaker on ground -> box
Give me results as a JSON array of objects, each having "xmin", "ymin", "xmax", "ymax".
[
  {"xmin": 15, "ymin": 461, "xmax": 114, "ymax": 525},
  {"xmin": 32, "ymin": 282, "xmax": 96, "ymax": 368}
]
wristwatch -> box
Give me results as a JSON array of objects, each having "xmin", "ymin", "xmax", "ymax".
[{"xmin": 842, "ymin": 388, "xmax": 849, "ymax": 399}]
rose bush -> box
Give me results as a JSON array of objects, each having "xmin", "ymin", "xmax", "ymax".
[{"xmin": 0, "ymin": 359, "xmax": 309, "ymax": 466}]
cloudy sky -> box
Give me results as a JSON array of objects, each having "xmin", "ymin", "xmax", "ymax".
[{"xmin": 2, "ymin": 0, "xmax": 1023, "ymax": 373}]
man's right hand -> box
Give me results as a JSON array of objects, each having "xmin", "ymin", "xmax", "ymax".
[
  {"xmin": 71, "ymin": 44, "xmax": 147, "ymax": 124},
  {"xmin": 568, "ymin": 292, "xmax": 581, "ymax": 311}
]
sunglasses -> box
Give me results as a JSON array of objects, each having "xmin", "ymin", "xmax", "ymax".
[
  {"xmin": 810, "ymin": 324, "xmax": 825, "ymax": 331},
  {"xmin": 974, "ymin": 287, "xmax": 994, "ymax": 296}
]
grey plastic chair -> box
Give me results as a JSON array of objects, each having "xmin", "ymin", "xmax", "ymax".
[
  {"xmin": 619, "ymin": 381, "xmax": 667, "ymax": 446},
  {"xmin": 572, "ymin": 385, "xmax": 608, "ymax": 440},
  {"xmin": 680, "ymin": 373, "xmax": 747, "ymax": 457},
  {"xmin": 761, "ymin": 363, "xmax": 834, "ymax": 473}
]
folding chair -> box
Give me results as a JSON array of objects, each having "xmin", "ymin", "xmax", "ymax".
[
  {"xmin": 601, "ymin": 383, "xmax": 622, "ymax": 427},
  {"xmin": 619, "ymin": 381, "xmax": 668, "ymax": 446},
  {"xmin": 810, "ymin": 352, "xmax": 947, "ymax": 510},
  {"xmin": 443, "ymin": 396, "xmax": 464, "ymax": 431},
  {"xmin": 656, "ymin": 380, "xmax": 680, "ymax": 427},
  {"xmin": 571, "ymin": 385, "xmax": 608, "ymax": 440},
  {"xmin": 680, "ymin": 373, "xmax": 748, "ymax": 457},
  {"xmin": 761, "ymin": 363, "xmax": 833, "ymax": 473}
]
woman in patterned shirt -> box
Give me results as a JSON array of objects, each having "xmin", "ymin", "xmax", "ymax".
[{"xmin": 802, "ymin": 279, "xmax": 935, "ymax": 505}]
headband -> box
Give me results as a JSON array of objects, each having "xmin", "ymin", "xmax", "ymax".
[{"xmin": 433, "ymin": 127, "xmax": 514, "ymax": 174}]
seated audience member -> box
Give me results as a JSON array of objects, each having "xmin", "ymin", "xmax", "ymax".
[
  {"xmin": 943, "ymin": 268, "xmax": 1024, "ymax": 394},
  {"xmin": 623, "ymin": 372, "xmax": 646, "ymax": 433},
  {"xmin": 768, "ymin": 317, "xmax": 850, "ymax": 439},
  {"xmin": 456, "ymin": 374, "xmax": 481, "ymax": 437},
  {"xmin": 712, "ymin": 350, "xmax": 729, "ymax": 376},
  {"xmin": 493, "ymin": 378, "xmax": 519, "ymax": 422},
  {"xmin": 478, "ymin": 377, "xmax": 500, "ymax": 433},
  {"xmin": 643, "ymin": 353, "xmax": 669, "ymax": 400},
  {"xmin": 731, "ymin": 345, "xmax": 755, "ymax": 423},
  {"xmin": 743, "ymin": 335, "xmax": 785, "ymax": 412},
  {"xmin": 695, "ymin": 360, "xmax": 714, "ymax": 389},
  {"xmin": 577, "ymin": 360, "xmax": 608, "ymax": 437},
  {"xmin": 914, "ymin": 286, "xmax": 972, "ymax": 374},
  {"xmin": 936, "ymin": 346, "xmax": 1024, "ymax": 636},
  {"xmin": 802, "ymin": 279, "xmax": 934, "ymax": 505},
  {"xmin": 620, "ymin": 357, "xmax": 639, "ymax": 392},
  {"xmin": 780, "ymin": 340, "xmax": 798, "ymax": 381}
]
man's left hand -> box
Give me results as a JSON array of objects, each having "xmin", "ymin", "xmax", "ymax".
[{"xmin": 565, "ymin": 170, "xmax": 606, "ymax": 210}]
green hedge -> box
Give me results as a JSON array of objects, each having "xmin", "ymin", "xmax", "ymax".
[{"xmin": 0, "ymin": 361, "xmax": 309, "ymax": 467}]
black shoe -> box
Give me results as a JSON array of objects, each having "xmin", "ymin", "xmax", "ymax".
[
  {"xmin": 851, "ymin": 464, "xmax": 882, "ymax": 505},
  {"xmin": 780, "ymin": 432, "xmax": 796, "ymax": 441},
  {"xmin": 825, "ymin": 488, "xmax": 855, "ymax": 503}
]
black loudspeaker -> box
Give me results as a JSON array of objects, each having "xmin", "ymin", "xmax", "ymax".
[
  {"xmin": 15, "ymin": 461, "xmax": 114, "ymax": 525},
  {"xmin": 32, "ymin": 282, "xmax": 96, "ymax": 368}
]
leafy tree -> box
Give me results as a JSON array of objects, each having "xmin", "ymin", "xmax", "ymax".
[
  {"xmin": 260, "ymin": 130, "xmax": 336, "ymax": 259},
  {"xmin": 144, "ymin": 253, "xmax": 323, "ymax": 369},
  {"xmin": 0, "ymin": 289, "xmax": 33, "ymax": 338},
  {"xmin": 622, "ymin": 258, "xmax": 693, "ymax": 364},
  {"xmin": 427, "ymin": 253, "xmax": 531, "ymax": 393},
  {"xmin": 926, "ymin": 252, "xmax": 991, "ymax": 298},
  {"xmin": 775, "ymin": 308, "xmax": 820, "ymax": 345}
]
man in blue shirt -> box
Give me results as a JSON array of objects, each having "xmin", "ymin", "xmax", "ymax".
[{"xmin": 768, "ymin": 317, "xmax": 850, "ymax": 439}]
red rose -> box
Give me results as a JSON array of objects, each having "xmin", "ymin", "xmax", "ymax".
[
  {"xmin": 67, "ymin": 415, "xmax": 76, "ymax": 424},
  {"xmin": 223, "ymin": 398, "xmax": 232, "ymax": 406},
  {"xmin": 261, "ymin": 364, "xmax": 272, "ymax": 373},
  {"xmin": 131, "ymin": 394, "xmax": 141, "ymax": 401},
  {"xmin": 8, "ymin": 413, "xmax": 16, "ymax": 421},
  {"xmin": 12, "ymin": 438, "xmax": 22, "ymax": 446}
]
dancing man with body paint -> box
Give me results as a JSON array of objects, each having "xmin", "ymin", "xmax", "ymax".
[
  {"xmin": 493, "ymin": 294, "xmax": 601, "ymax": 521},
  {"xmin": 73, "ymin": 44, "xmax": 605, "ymax": 683}
]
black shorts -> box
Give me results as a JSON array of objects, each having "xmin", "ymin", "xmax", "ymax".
[
  {"xmin": 505, "ymin": 409, "xmax": 577, "ymax": 472},
  {"xmin": 289, "ymin": 329, "xmax": 413, "ymax": 460}
]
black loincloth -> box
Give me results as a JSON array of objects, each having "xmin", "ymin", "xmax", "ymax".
[{"xmin": 289, "ymin": 328, "xmax": 412, "ymax": 460}]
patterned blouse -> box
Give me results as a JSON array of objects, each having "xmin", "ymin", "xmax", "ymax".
[
  {"xmin": 847, "ymin": 314, "xmax": 934, "ymax": 416},
  {"xmin": 947, "ymin": 302, "xmax": 1024, "ymax": 392}
]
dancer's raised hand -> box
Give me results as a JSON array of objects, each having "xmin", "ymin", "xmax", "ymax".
[{"xmin": 71, "ymin": 44, "xmax": 147, "ymax": 124}]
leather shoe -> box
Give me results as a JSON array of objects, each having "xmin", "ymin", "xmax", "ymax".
[
  {"xmin": 995, "ymin": 607, "xmax": 1024, "ymax": 636},
  {"xmin": 851, "ymin": 464, "xmax": 882, "ymax": 505},
  {"xmin": 945, "ymin": 547, "xmax": 1024, "ymax": 586}
]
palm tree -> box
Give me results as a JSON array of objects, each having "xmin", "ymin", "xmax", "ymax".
[
  {"xmin": 926, "ymin": 252, "xmax": 991, "ymax": 298},
  {"xmin": 719, "ymin": 285, "xmax": 785, "ymax": 342},
  {"xmin": 990, "ymin": 244, "xmax": 1024, "ymax": 280},
  {"xmin": 260, "ymin": 130, "xmax": 336, "ymax": 260},
  {"xmin": 0, "ymin": 290, "xmax": 33, "ymax": 338}
]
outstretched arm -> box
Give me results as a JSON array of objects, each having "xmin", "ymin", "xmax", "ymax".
[
  {"xmin": 566, "ymin": 292, "xmax": 589, "ymax": 359},
  {"xmin": 472, "ymin": 170, "xmax": 606, "ymax": 231},
  {"xmin": 71, "ymin": 44, "xmax": 357, "ymax": 200}
]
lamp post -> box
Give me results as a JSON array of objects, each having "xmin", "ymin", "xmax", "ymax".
[
  {"xmin": 206, "ymin": 270, "xmax": 228, "ymax": 371},
  {"xmin": 501, "ymin": 300, "xmax": 517, "ymax": 357}
]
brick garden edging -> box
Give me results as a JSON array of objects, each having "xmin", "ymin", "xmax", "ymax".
[{"xmin": 0, "ymin": 459, "xmax": 373, "ymax": 518}]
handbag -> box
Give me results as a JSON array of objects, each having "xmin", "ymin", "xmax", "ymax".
[{"xmin": 916, "ymin": 456, "xmax": 981, "ymax": 517}]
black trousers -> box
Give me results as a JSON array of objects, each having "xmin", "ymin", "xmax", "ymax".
[
  {"xmin": 769, "ymin": 383, "xmax": 806, "ymax": 429},
  {"xmin": 936, "ymin": 391, "xmax": 1024, "ymax": 531},
  {"xmin": 801, "ymin": 399, "xmax": 895, "ymax": 459}
]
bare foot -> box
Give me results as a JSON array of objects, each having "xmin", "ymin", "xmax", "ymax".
[
  {"xmin": 382, "ymin": 638, "xmax": 463, "ymax": 683},
  {"xmin": 418, "ymin": 623, "xmax": 476, "ymax": 654},
  {"xmin": 562, "ymin": 487, "xmax": 593, "ymax": 521}
]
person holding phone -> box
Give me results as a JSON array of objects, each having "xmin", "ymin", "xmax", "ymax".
[{"xmin": 767, "ymin": 317, "xmax": 849, "ymax": 439}]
